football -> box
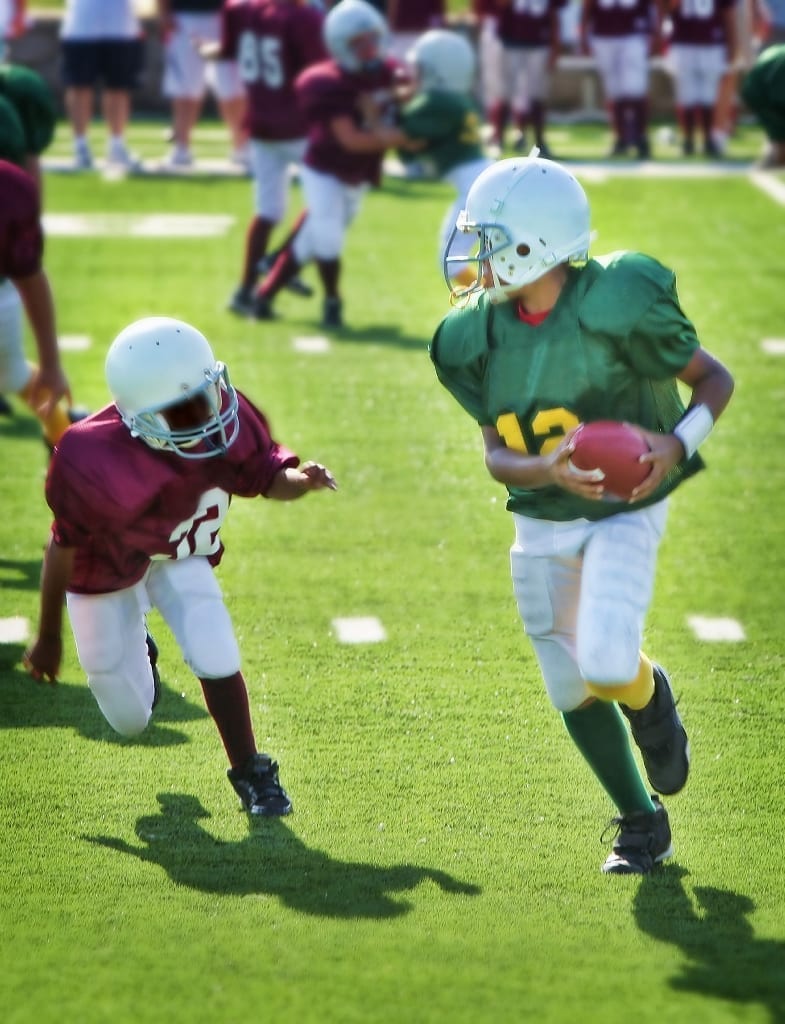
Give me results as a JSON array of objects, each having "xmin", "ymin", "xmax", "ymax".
[{"xmin": 568, "ymin": 420, "xmax": 652, "ymax": 501}]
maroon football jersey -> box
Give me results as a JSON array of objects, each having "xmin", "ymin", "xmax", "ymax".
[
  {"xmin": 498, "ymin": 0, "xmax": 566, "ymax": 47},
  {"xmin": 47, "ymin": 392, "xmax": 299, "ymax": 594},
  {"xmin": 388, "ymin": 0, "xmax": 445, "ymax": 31},
  {"xmin": 669, "ymin": 0, "xmax": 735, "ymax": 45},
  {"xmin": 296, "ymin": 58, "xmax": 398, "ymax": 186},
  {"xmin": 584, "ymin": 0, "xmax": 655, "ymax": 36},
  {"xmin": 0, "ymin": 159, "xmax": 43, "ymax": 279},
  {"xmin": 220, "ymin": 0, "xmax": 326, "ymax": 141}
]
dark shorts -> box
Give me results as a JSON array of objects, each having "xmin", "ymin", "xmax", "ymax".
[{"xmin": 61, "ymin": 39, "xmax": 144, "ymax": 91}]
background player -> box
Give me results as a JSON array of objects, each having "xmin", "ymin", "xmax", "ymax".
[
  {"xmin": 431, "ymin": 155, "xmax": 734, "ymax": 873},
  {"xmin": 217, "ymin": 0, "xmax": 326, "ymax": 317},
  {"xmin": 396, "ymin": 29, "xmax": 494, "ymax": 288},
  {"xmin": 23, "ymin": 316, "xmax": 337, "ymax": 817},
  {"xmin": 740, "ymin": 41, "xmax": 785, "ymax": 168},
  {"xmin": 253, "ymin": 0, "xmax": 421, "ymax": 329}
]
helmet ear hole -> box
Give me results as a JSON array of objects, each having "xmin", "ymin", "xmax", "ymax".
[{"xmin": 516, "ymin": 243, "xmax": 531, "ymax": 257}]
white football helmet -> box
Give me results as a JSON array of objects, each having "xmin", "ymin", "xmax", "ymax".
[
  {"xmin": 105, "ymin": 317, "xmax": 240, "ymax": 459},
  {"xmin": 407, "ymin": 29, "xmax": 476, "ymax": 94},
  {"xmin": 324, "ymin": 0, "xmax": 388, "ymax": 72},
  {"xmin": 444, "ymin": 152, "xmax": 593, "ymax": 304}
]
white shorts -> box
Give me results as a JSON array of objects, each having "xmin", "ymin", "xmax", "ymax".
[
  {"xmin": 498, "ymin": 46, "xmax": 551, "ymax": 107},
  {"xmin": 66, "ymin": 557, "xmax": 241, "ymax": 737},
  {"xmin": 510, "ymin": 501, "xmax": 668, "ymax": 712},
  {"xmin": 250, "ymin": 138, "xmax": 306, "ymax": 222},
  {"xmin": 0, "ymin": 279, "xmax": 31, "ymax": 393},
  {"xmin": 292, "ymin": 165, "xmax": 367, "ymax": 263},
  {"xmin": 163, "ymin": 13, "xmax": 242, "ymax": 101},
  {"xmin": 668, "ymin": 44, "xmax": 727, "ymax": 106},
  {"xmin": 590, "ymin": 35, "xmax": 649, "ymax": 99},
  {"xmin": 478, "ymin": 20, "xmax": 504, "ymax": 110}
]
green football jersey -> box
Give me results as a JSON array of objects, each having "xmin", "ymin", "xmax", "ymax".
[
  {"xmin": 0, "ymin": 64, "xmax": 56, "ymax": 158},
  {"xmin": 398, "ymin": 90, "xmax": 484, "ymax": 178},
  {"xmin": 430, "ymin": 251, "xmax": 704, "ymax": 522}
]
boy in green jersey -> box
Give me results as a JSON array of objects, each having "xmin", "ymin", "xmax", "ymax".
[
  {"xmin": 396, "ymin": 29, "xmax": 493, "ymax": 288},
  {"xmin": 430, "ymin": 155, "xmax": 734, "ymax": 875},
  {"xmin": 740, "ymin": 44, "xmax": 785, "ymax": 169}
]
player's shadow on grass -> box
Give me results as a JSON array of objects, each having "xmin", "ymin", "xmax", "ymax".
[
  {"xmin": 0, "ymin": 642, "xmax": 206, "ymax": 747},
  {"xmin": 85, "ymin": 791, "xmax": 482, "ymax": 920},
  {"xmin": 634, "ymin": 864, "xmax": 785, "ymax": 1023},
  {"xmin": 0, "ymin": 557, "xmax": 43, "ymax": 591}
]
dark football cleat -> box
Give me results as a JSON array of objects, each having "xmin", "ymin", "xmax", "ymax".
[
  {"xmin": 601, "ymin": 795, "xmax": 673, "ymax": 875},
  {"xmin": 253, "ymin": 295, "xmax": 276, "ymax": 321},
  {"xmin": 227, "ymin": 286, "xmax": 255, "ymax": 318},
  {"xmin": 635, "ymin": 137, "xmax": 651, "ymax": 160},
  {"xmin": 621, "ymin": 664, "xmax": 690, "ymax": 795},
  {"xmin": 0, "ymin": 393, "xmax": 12, "ymax": 415},
  {"xmin": 322, "ymin": 297, "xmax": 343, "ymax": 329},
  {"xmin": 145, "ymin": 631, "xmax": 161, "ymax": 710},
  {"xmin": 257, "ymin": 252, "xmax": 313, "ymax": 297},
  {"xmin": 227, "ymin": 753, "xmax": 292, "ymax": 816}
]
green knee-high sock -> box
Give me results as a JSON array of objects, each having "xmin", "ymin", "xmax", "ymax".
[{"xmin": 562, "ymin": 701, "xmax": 655, "ymax": 815}]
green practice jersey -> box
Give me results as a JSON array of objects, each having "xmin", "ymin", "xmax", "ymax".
[
  {"xmin": 398, "ymin": 90, "xmax": 484, "ymax": 178},
  {"xmin": 0, "ymin": 64, "xmax": 56, "ymax": 159},
  {"xmin": 430, "ymin": 251, "xmax": 705, "ymax": 521}
]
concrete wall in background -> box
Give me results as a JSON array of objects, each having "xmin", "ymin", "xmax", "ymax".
[{"xmin": 8, "ymin": 12, "xmax": 677, "ymax": 120}]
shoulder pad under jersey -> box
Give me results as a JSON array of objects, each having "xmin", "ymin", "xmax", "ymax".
[
  {"xmin": 578, "ymin": 251, "xmax": 676, "ymax": 337},
  {"xmin": 430, "ymin": 292, "xmax": 492, "ymax": 369}
]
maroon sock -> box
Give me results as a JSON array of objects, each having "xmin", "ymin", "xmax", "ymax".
[
  {"xmin": 199, "ymin": 672, "xmax": 257, "ymax": 770},
  {"xmin": 241, "ymin": 216, "xmax": 273, "ymax": 291},
  {"xmin": 633, "ymin": 97, "xmax": 649, "ymax": 142},
  {"xmin": 279, "ymin": 209, "xmax": 307, "ymax": 250},
  {"xmin": 530, "ymin": 101, "xmax": 545, "ymax": 145},
  {"xmin": 489, "ymin": 101, "xmax": 509, "ymax": 145},
  {"xmin": 315, "ymin": 257, "xmax": 340, "ymax": 299},
  {"xmin": 257, "ymin": 248, "xmax": 303, "ymax": 301},
  {"xmin": 698, "ymin": 104, "xmax": 714, "ymax": 143},
  {"xmin": 514, "ymin": 108, "xmax": 529, "ymax": 133}
]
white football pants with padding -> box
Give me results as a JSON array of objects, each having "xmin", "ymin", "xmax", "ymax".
[
  {"xmin": 510, "ymin": 500, "xmax": 668, "ymax": 712},
  {"xmin": 66, "ymin": 556, "xmax": 241, "ymax": 736}
]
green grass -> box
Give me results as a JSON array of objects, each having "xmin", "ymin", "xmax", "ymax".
[{"xmin": 2, "ymin": 121, "xmax": 785, "ymax": 1024}]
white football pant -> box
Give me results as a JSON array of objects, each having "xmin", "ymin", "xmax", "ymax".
[
  {"xmin": 668, "ymin": 44, "xmax": 727, "ymax": 106},
  {"xmin": 249, "ymin": 138, "xmax": 306, "ymax": 222},
  {"xmin": 292, "ymin": 165, "xmax": 366, "ymax": 263},
  {"xmin": 591, "ymin": 35, "xmax": 649, "ymax": 100},
  {"xmin": 66, "ymin": 557, "xmax": 241, "ymax": 737},
  {"xmin": 0, "ymin": 280, "xmax": 32, "ymax": 394},
  {"xmin": 510, "ymin": 501, "xmax": 668, "ymax": 712}
]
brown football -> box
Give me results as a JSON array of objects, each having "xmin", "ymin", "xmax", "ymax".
[{"xmin": 568, "ymin": 420, "xmax": 652, "ymax": 501}]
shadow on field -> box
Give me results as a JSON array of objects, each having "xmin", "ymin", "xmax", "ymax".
[
  {"xmin": 0, "ymin": 642, "xmax": 207, "ymax": 746},
  {"xmin": 0, "ymin": 557, "xmax": 43, "ymax": 591},
  {"xmin": 85, "ymin": 791, "xmax": 482, "ymax": 919},
  {"xmin": 634, "ymin": 864, "xmax": 785, "ymax": 1023}
]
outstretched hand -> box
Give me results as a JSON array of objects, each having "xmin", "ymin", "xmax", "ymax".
[{"xmin": 296, "ymin": 461, "xmax": 338, "ymax": 492}]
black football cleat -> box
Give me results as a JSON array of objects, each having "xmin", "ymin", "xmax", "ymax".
[
  {"xmin": 227, "ymin": 286, "xmax": 255, "ymax": 318},
  {"xmin": 601, "ymin": 796, "xmax": 673, "ymax": 875},
  {"xmin": 227, "ymin": 753, "xmax": 292, "ymax": 816},
  {"xmin": 145, "ymin": 631, "xmax": 161, "ymax": 710},
  {"xmin": 322, "ymin": 297, "xmax": 343, "ymax": 329},
  {"xmin": 621, "ymin": 664, "xmax": 690, "ymax": 795},
  {"xmin": 0, "ymin": 393, "xmax": 12, "ymax": 415},
  {"xmin": 257, "ymin": 252, "xmax": 314, "ymax": 297},
  {"xmin": 253, "ymin": 294, "xmax": 276, "ymax": 321}
]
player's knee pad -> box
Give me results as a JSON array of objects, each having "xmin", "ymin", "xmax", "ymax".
[
  {"xmin": 576, "ymin": 611, "xmax": 641, "ymax": 686},
  {"xmin": 180, "ymin": 596, "xmax": 240, "ymax": 679},
  {"xmin": 87, "ymin": 672, "xmax": 151, "ymax": 737}
]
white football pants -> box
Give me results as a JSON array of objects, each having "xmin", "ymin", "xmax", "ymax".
[
  {"xmin": 249, "ymin": 138, "xmax": 306, "ymax": 222},
  {"xmin": 292, "ymin": 165, "xmax": 367, "ymax": 263},
  {"xmin": 66, "ymin": 557, "xmax": 241, "ymax": 737},
  {"xmin": 510, "ymin": 501, "xmax": 668, "ymax": 712},
  {"xmin": 591, "ymin": 35, "xmax": 649, "ymax": 100}
]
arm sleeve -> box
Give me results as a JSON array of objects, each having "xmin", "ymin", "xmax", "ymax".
[
  {"xmin": 230, "ymin": 393, "xmax": 301, "ymax": 497},
  {"xmin": 429, "ymin": 309, "xmax": 492, "ymax": 425},
  {"xmin": 622, "ymin": 276, "xmax": 701, "ymax": 380}
]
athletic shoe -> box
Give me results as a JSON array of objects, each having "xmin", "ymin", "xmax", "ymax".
[
  {"xmin": 164, "ymin": 147, "xmax": 193, "ymax": 168},
  {"xmin": 227, "ymin": 753, "xmax": 293, "ymax": 816},
  {"xmin": 322, "ymin": 297, "xmax": 343, "ymax": 329},
  {"xmin": 257, "ymin": 252, "xmax": 314, "ymax": 298},
  {"xmin": 227, "ymin": 286, "xmax": 255, "ymax": 318},
  {"xmin": 621, "ymin": 664, "xmax": 690, "ymax": 796},
  {"xmin": 253, "ymin": 295, "xmax": 276, "ymax": 320},
  {"xmin": 0, "ymin": 394, "xmax": 12, "ymax": 416},
  {"xmin": 635, "ymin": 137, "xmax": 651, "ymax": 160},
  {"xmin": 682, "ymin": 138, "xmax": 695, "ymax": 157},
  {"xmin": 146, "ymin": 632, "xmax": 161, "ymax": 710},
  {"xmin": 107, "ymin": 140, "xmax": 140, "ymax": 170},
  {"xmin": 601, "ymin": 796, "xmax": 673, "ymax": 874},
  {"xmin": 74, "ymin": 141, "xmax": 93, "ymax": 170},
  {"xmin": 703, "ymin": 138, "xmax": 723, "ymax": 160}
]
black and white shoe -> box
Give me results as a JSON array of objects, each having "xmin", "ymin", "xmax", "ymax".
[
  {"xmin": 227, "ymin": 753, "xmax": 293, "ymax": 816},
  {"xmin": 601, "ymin": 796, "xmax": 673, "ymax": 875},
  {"xmin": 621, "ymin": 664, "xmax": 690, "ymax": 795}
]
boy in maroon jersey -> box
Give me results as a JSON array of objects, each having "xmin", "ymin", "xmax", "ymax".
[
  {"xmin": 24, "ymin": 316, "xmax": 337, "ymax": 817},
  {"xmin": 0, "ymin": 159, "xmax": 73, "ymax": 447},
  {"xmin": 252, "ymin": 0, "xmax": 421, "ymax": 328},
  {"xmin": 217, "ymin": 0, "xmax": 327, "ymax": 316}
]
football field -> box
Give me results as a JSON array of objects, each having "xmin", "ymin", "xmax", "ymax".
[{"xmin": 2, "ymin": 122, "xmax": 785, "ymax": 1024}]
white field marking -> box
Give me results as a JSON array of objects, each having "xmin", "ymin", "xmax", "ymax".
[
  {"xmin": 59, "ymin": 334, "xmax": 92, "ymax": 351},
  {"xmin": 761, "ymin": 338, "xmax": 785, "ymax": 355},
  {"xmin": 749, "ymin": 171, "xmax": 785, "ymax": 206},
  {"xmin": 0, "ymin": 616, "xmax": 30, "ymax": 644},
  {"xmin": 43, "ymin": 213, "xmax": 235, "ymax": 238},
  {"xmin": 687, "ymin": 616, "xmax": 746, "ymax": 642},
  {"xmin": 331, "ymin": 616, "xmax": 387, "ymax": 644},
  {"xmin": 292, "ymin": 335, "xmax": 330, "ymax": 354}
]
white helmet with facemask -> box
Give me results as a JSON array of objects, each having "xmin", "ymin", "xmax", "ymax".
[
  {"xmin": 407, "ymin": 29, "xmax": 476, "ymax": 94},
  {"xmin": 105, "ymin": 317, "xmax": 240, "ymax": 459},
  {"xmin": 444, "ymin": 153, "xmax": 593, "ymax": 304},
  {"xmin": 324, "ymin": 0, "xmax": 388, "ymax": 72}
]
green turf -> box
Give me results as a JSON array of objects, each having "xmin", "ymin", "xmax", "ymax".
[{"xmin": 1, "ymin": 122, "xmax": 785, "ymax": 1024}]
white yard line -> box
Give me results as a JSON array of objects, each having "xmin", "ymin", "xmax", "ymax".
[
  {"xmin": 43, "ymin": 213, "xmax": 235, "ymax": 238},
  {"xmin": 331, "ymin": 617, "xmax": 387, "ymax": 644},
  {"xmin": 687, "ymin": 616, "xmax": 746, "ymax": 642},
  {"xmin": 0, "ymin": 616, "xmax": 30, "ymax": 644},
  {"xmin": 59, "ymin": 334, "xmax": 92, "ymax": 351},
  {"xmin": 292, "ymin": 336, "xmax": 330, "ymax": 353}
]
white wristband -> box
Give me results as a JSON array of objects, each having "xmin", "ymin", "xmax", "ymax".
[{"xmin": 673, "ymin": 404, "xmax": 714, "ymax": 460}]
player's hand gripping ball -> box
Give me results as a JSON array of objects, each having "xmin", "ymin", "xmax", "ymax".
[{"xmin": 568, "ymin": 420, "xmax": 652, "ymax": 501}]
